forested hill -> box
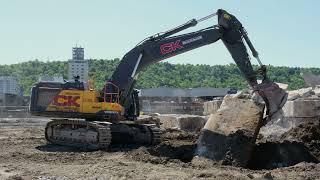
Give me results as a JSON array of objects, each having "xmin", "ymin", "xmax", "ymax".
[{"xmin": 0, "ymin": 59, "xmax": 319, "ymax": 95}]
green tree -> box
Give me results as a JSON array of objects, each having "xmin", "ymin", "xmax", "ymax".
[{"xmin": 0, "ymin": 59, "xmax": 317, "ymax": 95}]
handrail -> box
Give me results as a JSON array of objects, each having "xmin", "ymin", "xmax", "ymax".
[{"xmin": 103, "ymin": 82, "xmax": 120, "ymax": 103}]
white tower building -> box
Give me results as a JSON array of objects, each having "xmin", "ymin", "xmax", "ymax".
[{"xmin": 68, "ymin": 47, "xmax": 89, "ymax": 82}]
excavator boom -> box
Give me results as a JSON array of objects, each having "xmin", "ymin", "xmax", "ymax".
[{"xmin": 108, "ymin": 9, "xmax": 287, "ymax": 118}]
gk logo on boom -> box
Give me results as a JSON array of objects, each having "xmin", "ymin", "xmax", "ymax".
[{"xmin": 160, "ymin": 40, "xmax": 183, "ymax": 55}]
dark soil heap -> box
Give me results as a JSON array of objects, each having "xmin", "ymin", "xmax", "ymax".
[
  {"xmin": 249, "ymin": 122, "xmax": 320, "ymax": 169},
  {"xmin": 281, "ymin": 122, "xmax": 320, "ymax": 160}
]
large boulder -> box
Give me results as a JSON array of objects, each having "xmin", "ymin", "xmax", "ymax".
[
  {"xmin": 203, "ymin": 99, "xmax": 223, "ymax": 115},
  {"xmin": 195, "ymin": 91, "xmax": 265, "ymax": 167},
  {"xmin": 158, "ymin": 114, "xmax": 206, "ymax": 133}
]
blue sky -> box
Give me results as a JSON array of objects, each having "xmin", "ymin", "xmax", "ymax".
[{"xmin": 0, "ymin": 0, "xmax": 319, "ymax": 67}]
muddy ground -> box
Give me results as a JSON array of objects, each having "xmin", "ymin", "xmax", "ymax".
[{"xmin": 0, "ymin": 118, "xmax": 320, "ymax": 179}]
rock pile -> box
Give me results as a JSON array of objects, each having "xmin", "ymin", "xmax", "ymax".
[
  {"xmin": 255, "ymin": 86, "xmax": 320, "ymax": 169},
  {"xmin": 260, "ymin": 87, "xmax": 320, "ymax": 140},
  {"xmin": 139, "ymin": 87, "xmax": 320, "ymax": 169}
]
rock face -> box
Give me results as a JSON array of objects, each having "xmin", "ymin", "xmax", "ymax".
[
  {"xmin": 260, "ymin": 87, "xmax": 320, "ymax": 140},
  {"xmin": 195, "ymin": 91, "xmax": 265, "ymax": 167},
  {"xmin": 157, "ymin": 114, "xmax": 206, "ymax": 133},
  {"xmin": 203, "ymin": 99, "xmax": 223, "ymax": 115},
  {"xmin": 255, "ymin": 87, "xmax": 320, "ymax": 169}
]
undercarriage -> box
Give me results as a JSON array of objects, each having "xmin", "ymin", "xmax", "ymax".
[{"xmin": 45, "ymin": 119, "xmax": 161, "ymax": 150}]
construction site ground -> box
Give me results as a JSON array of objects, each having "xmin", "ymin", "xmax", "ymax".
[{"xmin": 0, "ymin": 118, "xmax": 319, "ymax": 180}]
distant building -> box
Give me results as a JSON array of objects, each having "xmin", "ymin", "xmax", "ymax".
[
  {"xmin": 139, "ymin": 87, "xmax": 236, "ymax": 115},
  {"xmin": 38, "ymin": 75, "xmax": 64, "ymax": 83},
  {"xmin": 0, "ymin": 76, "xmax": 22, "ymax": 96},
  {"xmin": 139, "ymin": 87, "xmax": 234, "ymax": 100},
  {"xmin": 68, "ymin": 47, "xmax": 89, "ymax": 82}
]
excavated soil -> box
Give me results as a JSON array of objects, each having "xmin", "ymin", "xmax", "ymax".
[
  {"xmin": 126, "ymin": 129, "xmax": 197, "ymax": 164},
  {"xmin": 249, "ymin": 141, "xmax": 319, "ymax": 170},
  {"xmin": 0, "ymin": 118, "xmax": 320, "ymax": 179},
  {"xmin": 196, "ymin": 129, "xmax": 257, "ymax": 167},
  {"xmin": 249, "ymin": 122, "xmax": 320, "ymax": 170},
  {"xmin": 281, "ymin": 122, "xmax": 320, "ymax": 159}
]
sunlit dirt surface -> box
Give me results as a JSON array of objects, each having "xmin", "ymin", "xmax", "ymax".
[{"xmin": 0, "ymin": 118, "xmax": 319, "ymax": 180}]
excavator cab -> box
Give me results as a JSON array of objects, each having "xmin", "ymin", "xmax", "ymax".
[{"xmin": 103, "ymin": 82, "xmax": 120, "ymax": 103}]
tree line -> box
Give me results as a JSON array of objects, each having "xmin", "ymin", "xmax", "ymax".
[{"xmin": 0, "ymin": 59, "xmax": 318, "ymax": 95}]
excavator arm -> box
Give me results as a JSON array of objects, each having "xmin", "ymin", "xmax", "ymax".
[{"xmin": 107, "ymin": 9, "xmax": 287, "ymax": 118}]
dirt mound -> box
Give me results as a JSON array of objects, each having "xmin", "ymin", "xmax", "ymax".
[
  {"xmin": 125, "ymin": 129, "xmax": 197, "ymax": 165},
  {"xmin": 196, "ymin": 129, "xmax": 257, "ymax": 167},
  {"xmin": 126, "ymin": 141, "xmax": 196, "ymax": 165},
  {"xmin": 281, "ymin": 122, "xmax": 320, "ymax": 142},
  {"xmin": 2, "ymin": 119, "xmax": 320, "ymax": 179},
  {"xmin": 149, "ymin": 141, "xmax": 196, "ymax": 163},
  {"xmin": 248, "ymin": 122, "xmax": 320, "ymax": 169},
  {"xmin": 126, "ymin": 125, "xmax": 320, "ymax": 170},
  {"xmin": 161, "ymin": 128, "xmax": 198, "ymax": 141},
  {"xmin": 249, "ymin": 141, "xmax": 318, "ymax": 170},
  {"xmin": 281, "ymin": 122, "xmax": 320, "ymax": 160}
]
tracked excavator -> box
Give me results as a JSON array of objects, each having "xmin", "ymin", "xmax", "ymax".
[{"xmin": 30, "ymin": 9, "xmax": 288, "ymax": 150}]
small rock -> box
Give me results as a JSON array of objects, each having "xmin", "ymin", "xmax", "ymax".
[
  {"xmin": 263, "ymin": 172, "xmax": 273, "ymax": 179},
  {"xmin": 247, "ymin": 173, "xmax": 254, "ymax": 179},
  {"xmin": 158, "ymin": 114, "xmax": 206, "ymax": 132},
  {"xmin": 288, "ymin": 87, "xmax": 314, "ymax": 99}
]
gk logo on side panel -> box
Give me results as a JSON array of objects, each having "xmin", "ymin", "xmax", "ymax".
[{"xmin": 53, "ymin": 95, "xmax": 80, "ymax": 107}]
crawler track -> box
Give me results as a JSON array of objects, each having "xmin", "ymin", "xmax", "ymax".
[
  {"xmin": 45, "ymin": 119, "xmax": 161, "ymax": 150},
  {"xmin": 45, "ymin": 119, "xmax": 112, "ymax": 150}
]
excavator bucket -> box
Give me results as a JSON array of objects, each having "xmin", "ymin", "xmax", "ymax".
[{"xmin": 255, "ymin": 80, "xmax": 288, "ymax": 117}]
